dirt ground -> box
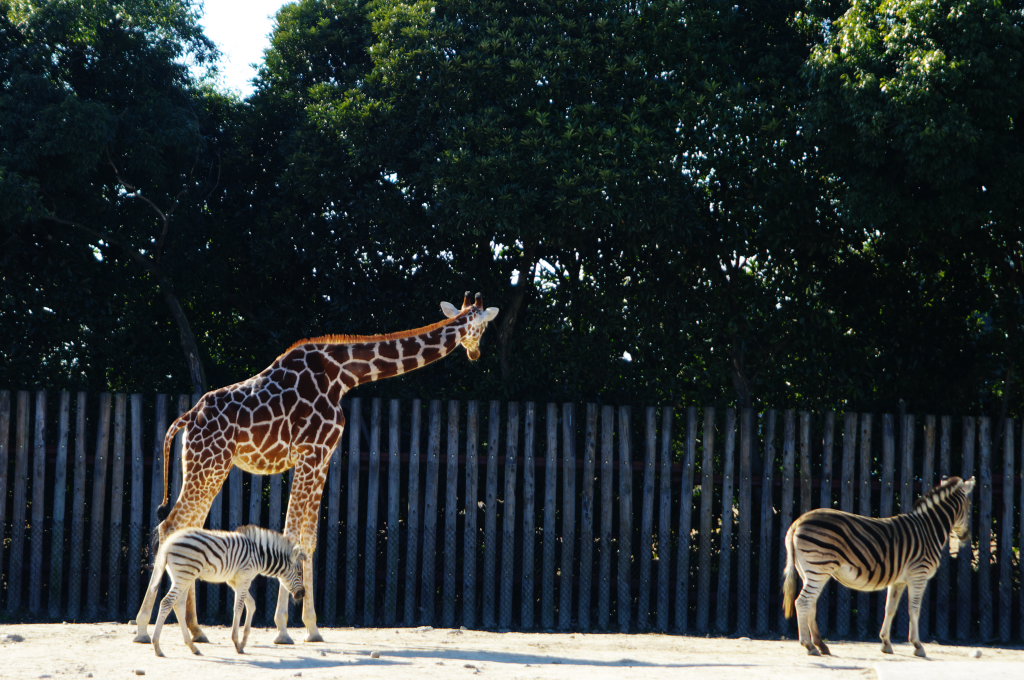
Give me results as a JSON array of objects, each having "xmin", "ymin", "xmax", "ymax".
[{"xmin": 1, "ymin": 623, "xmax": 1022, "ymax": 680}]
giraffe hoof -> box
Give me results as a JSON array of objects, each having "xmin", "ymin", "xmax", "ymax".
[
  {"xmin": 133, "ymin": 633, "xmax": 152, "ymax": 644},
  {"xmin": 914, "ymin": 647, "xmax": 927, "ymax": 659},
  {"xmin": 274, "ymin": 632, "xmax": 295, "ymax": 645},
  {"xmin": 881, "ymin": 644, "xmax": 894, "ymax": 655},
  {"xmin": 817, "ymin": 644, "xmax": 831, "ymax": 656},
  {"xmin": 805, "ymin": 647, "xmax": 821, "ymax": 657},
  {"xmin": 306, "ymin": 632, "xmax": 324, "ymax": 643}
]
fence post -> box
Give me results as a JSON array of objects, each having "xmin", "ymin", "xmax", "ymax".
[
  {"xmin": 977, "ymin": 417, "xmax": 993, "ymax": 641},
  {"xmin": 616, "ymin": 405, "xmax": 633, "ymax": 633},
  {"xmin": 676, "ymin": 407, "xmax": 698, "ymax": 633},
  {"xmin": 998, "ymin": 418, "xmax": 1014, "ymax": 642},
  {"xmin": 498, "ymin": 402, "xmax": 519, "ymax": 629},
  {"xmin": 715, "ymin": 409, "xmax": 736, "ymax": 634},
  {"xmin": 49, "ymin": 391, "xmax": 72, "ymax": 618},
  {"xmin": 656, "ymin": 407, "xmax": 674, "ymax": 633},
  {"xmin": 345, "ymin": 397, "xmax": 363, "ymax": 624},
  {"xmin": 7, "ymin": 391, "xmax": 30, "ymax": 615},
  {"xmin": 756, "ymin": 410, "xmax": 777, "ymax": 634},
  {"xmin": 384, "ymin": 399, "xmax": 401, "ymax": 625},
  {"xmin": 462, "ymin": 400, "xmax": 480, "ymax": 628},
  {"xmin": 85, "ymin": 393, "xmax": 112, "ymax": 620},
  {"xmin": 126, "ymin": 395, "xmax": 145, "ymax": 616},
  {"xmin": 735, "ymin": 408, "xmax": 753, "ymax": 636},
  {"xmin": 856, "ymin": 413, "xmax": 874, "ymax": 638},
  {"xmin": 108, "ymin": 394, "xmax": 127, "ymax": 619},
  {"xmin": 933, "ymin": 415, "xmax": 953, "ymax": 641},
  {"xmin": 520, "ymin": 403, "xmax": 536, "ymax": 628},
  {"xmin": 577, "ymin": 404, "xmax": 598, "ymax": 630},
  {"xmin": 637, "ymin": 406, "xmax": 657, "ymax": 631},
  {"xmin": 364, "ymin": 398, "xmax": 383, "ymax": 625},
  {"xmin": 149, "ymin": 395, "xmax": 168, "ymax": 533},
  {"xmin": 559, "ymin": 403, "xmax": 577, "ymax": 631},
  {"xmin": 29, "ymin": 390, "xmax": 48, "ymax": 614},
  {"xmin": 420, "ymin": 400, "xmax": 441, "ymax": 624},
  {"xmin": 956, "ymin": 417, "xmax": 976, "ymax": 641},
  {"xmin": 833, "ymin": 413, "xmax": 856, "ymax": 637},
  {"xmin": 799, "ymin": 411, "xmax": 812, "ymax": 515},
  {"xmin": 67, "ymin": 392, "xmax": 88, "ymax": 620},
  {"xmin": 919, "ymin": 415, "xmax": 937, "ymax": 639},
  {"xmin": 542, "ymin": 403, "xmax": 558, "ymax": 629},
  {"xmin": 0, "ymin": 391, "xmax": 9, "ymax": 611},
  {"xmin": 597, "ymin": 405, "xmax": 614, "ymax": 630},
  {"xmin": 402, "ymin": 399, "xmax": 424, "ymax": 625},
  {"xmin": 697, "ymin": 407, "xmax": 715, "ymax": 634},
  {"xmin": 441, "ymin": 399, "xmax": 459, "ymax": 627},
  {"xmin": 777, "ymin": 409, "xmax": 796, "ymax": 633},
  {"xmin": 481, "ymin": 401, "xmax": 499, "ymax": 628}
]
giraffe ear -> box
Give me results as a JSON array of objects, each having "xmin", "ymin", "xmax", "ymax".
[
  {"xmin": 483, "ymin": 307, "xmax": 499, "ymax": 322},
  {"xmin": 441, "ymin": 301, "xmax": 459, "ymax": 318}
]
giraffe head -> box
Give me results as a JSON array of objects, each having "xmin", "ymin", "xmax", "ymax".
[{"xmin": 440, "ymin": 291, "xmax": 499, "ymax": 361}]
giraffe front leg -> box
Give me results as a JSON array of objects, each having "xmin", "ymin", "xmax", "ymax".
[
  {"xmin": 283, "ymin": 449, "xmax": 332, "ymax": 643},
  {"xmin": 301, "ymin": 556, "xmax": 323, "ymax": 642}
]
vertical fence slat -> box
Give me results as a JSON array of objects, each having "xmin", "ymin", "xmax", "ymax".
[
  {"xmin": 481, "ymin": 401, "xmax": 499, "ymax": 628},
  {"xmin": 403, "ymin": 400, "xmax": 423, "ymax": 626},
  {"xmin": 107, "ymin": 395, "xmax": 128, "ymax": 620},
  {"xmin": 520, "ymin": 403, "xmax": 536, "ymax": 629},
  {"xmin": 934, "ymin": 415, "xmax": 953, "ymax": 640},
  {"xmin": 777, "ymin": 410, "xmax": 796, "ymax": 633},
  {"xmin": 542, "ymin": 403, "xmax": 558, "ymax": 630},
  {"xmin": 345, "ymin": 398, "xmax": 363, "ymax": 624},
  {"xmin": 420, "ymin": 400, "xmax": 441, "ymax": 624},
  {"xmin": 676, "ymin": 407, "xmax": 697, "ymax": 633},
  {"xmin": 957, "ymin": 417, "xmax": 976, "ymax": 641},
  {"xmin": 149, "ymin": 395, "xmax": 168, "ymax": 533},
  {"xmin": 85, "ymin": 393, "xmax": 112, "ymax": 620},
  {"xmin": 0, "ymin": 391, "xmax": 9, "ymax": 611},
  {"xmin": 977, "ymin": 417, "xmax": 994, "ymax": 641},
  {"xmin": 441, "ymin": 399, "xmax": 459, "ymax": 628},
  {"xmin": 364, "ymin": 398, "xmax": 382, "ymax": 625},
  {"xmin": 820, "ymin": 412, "xmax": 836, "ymax": 509},
  {"xmin": 880, "ymin": 414, "xmax": 896, "ymax": 518},
  {"xmin": 756, "ymin": 410, "xmax": 777, "ymax": 634},
  {"xmin": 835, "ymin": 412, "xmax": 856, "ymax": 637},
  {"xmin": 577, "ymin": 404, "xmax": 598, "ymax": 630},
  {"xmin": 998, "ymin": 418, "xmax": 1014, "ymax": 642},
  {"xmin": 637, "ymin": 406, "xmax": 656, "ymax": 632},
  {"xmin": 559, "ymin": 403, "xmax": 576, "ymax": 631},
  {"xmin": 462, "ymin": 401, "xmax": 479, "ymax": 628},
  {"xmin": 67, "ymin": 392, "xmax": 88, "ymax": 620},
  {"xmin": 616, "ymin": 405, "xmax": 633, "ymax": 633},
  {"xmin": 49, "ymin": 391, "xmax": 72, "ymax": 618},
  {"xmin": 856, "ymin": 413, "xmax": 873, "ymax": 638},
  {"xmin": 1019, "ymin": 423, "xmax": 1024, "ymax": 643},
  {"xmin": 385, "ymin": 399, "xmax": 401, "ymax": 626},
  {"xmin": 697, "ymin": 407, "xmax": 715, "ymax": 634},
  {"xmin": 597, "ymin": 405, "xmax": 614, "ymax": 630},
  {"xmin": 7, "ymin": 391, "xmax": 30, "ymax": 615},
  {"xmin": 735, "ymin": 408, "xmax": 753, "ymax": 636},
  {"xmin": 321, "ymin": 430, "xmax": 343, "ymax": 624},
  {"xmin": 893, "ymin": 414, "xmax": 915, "ymax": 637},
  {"xmin": 498, "ymin": 403, "xmax": 519, "ymax": 629},
  {"xmin": 656, "ymin": 407, "xmax": 673, "ymax": 633},
  {"xmin": 29, "ymin": 391, "xmax": 48, "ymax": 614},
  {"xmin": 919, "ymin": 415, "xmax": 937, "ymax": 640},
  {"xmin": 126, "ymin": 395, "xmax": 144, "ymax": 616},
  {"xmin": 799, "ymin": 412, "xmax": 812, "ymax": 516},
  {"xmin": 715, "ymin": 408, "xmax": 736, "ymax": 634}
]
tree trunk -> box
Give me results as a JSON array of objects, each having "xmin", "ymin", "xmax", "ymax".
[{"xmin": 159, "ymin": 284, "xmax": 207, "ymax": 394}]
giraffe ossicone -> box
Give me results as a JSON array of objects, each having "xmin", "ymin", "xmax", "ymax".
[{"xmin": 133, "ymin": 293, "xmax": 499, "ymax": 645}]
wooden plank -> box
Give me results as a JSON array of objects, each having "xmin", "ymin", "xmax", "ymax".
[
  {"xmin": 420, "ymin": 400, "xmax": 442, "ymax": 624},
  {"xmin": 364, "ymin": 398, "xmax": 383, "ymax": 625},
  {"xmin": 106, "ymin": 395, "xmax": 127, "ymax": 619},
  {"xmin": 6, "ymin": 391, "xmax": 30, "ymax": 614},
  {"xmin": 577, "ymin": 403, "xmax": 598, "ymax": 630},
  {"xmin": 441, "ymin": 400, "xmax": 459, "ymax": 627},
  {"xmin": 918, "ymin": 415, "xmax": 937, "ymax": 640},
  {"xmin": 345, "ymin": 397, "xmax": 363, "ymax": 624},
  {"xmin": 696, "ymin": 407, "xmax": 716, "ymax": 634},
  {"xmin": 149, "ymin": 395, "xmax": 168, "ymax": 534},
  {"xmin": 956, "ymin": 417, "xmax": 976, "ymax": 641},
  {"xmin": 894, "ymin": 413, "xmax": 915, "ymax": 637},
  {"xmin": 735, "ymin": 408, "xmax": 753, "ymax": 636},
  {"xmin": 520, "ymin": 403, "xmax": 536, "ymax": 628},
  {"xmin": 86, "ymin": 393, "xmax": 112, "ymax": 620},
  {"xmin": 385, "ymin": 399, "xmax": 402, "ymax": 626},
  {"xmin": 856, "ymin": 413, "xmax": 873, "ymax": 638},
  {"xmin": 756, "ymin": 410, "xmax": 777, "ymax": 634},
  {"xmin": 498, "ymin": 402, "xmax": 519, "ymax": 629},
  {"xmin": 676, "ymin": 407, "xmax": 697, "ymax": 633},
  {"xmin": 637, "ymin": 406, "xmax": 657, "ymax": 632},
  {"xmin": 67, "ymin": 392, "xmax": 88, "ymax": 620},
  {"xmin": 0, "ymin": 391, "xmax": 9, "ymax": 611},
  {"xmin": 715, "ymin": 408, "xmax": 736, "ymax": 634},
  {"xmin": 481, "ymin": 401, "xmax": 500, "ymax": 628},
  {"xmin": 799, "ymin": 411, "xmax": 812, "ymax": 514},
  {"xmin": 403, "ymin": 400, "xmax": 423, "ymax": 625},
  {"xmin": 835, "ymin": 412, "xmax": 857, "ymax": 637},
  {"xmin": 616, "ymin": 405, "xmax": 633, "ymax": 633},
  {"xmin": 819, "ymin": 412, "xmax": 836, "ymax": 509},
  {"xmin": 998, "ymin": 418, "xmax": 1014, "ymax": 642},
  {"xmin": 879, "ymin": 414, "xmax": 896, "ymax": 517},
  {"xmin": 462, "ymin": 401, "xmax": 480, "ymax": 628},
  {"xmin": 1019, "ymin": 423, "xmax": 1024, "ymax": 643},
  {"xmin": 597, "ymin": 406, "xmax": 614, "ymax": 630},
  {"xmin": 126, "ymin": 395, "xmax": 145, "ymax": 616},
  {"xmin": 656, "ymin": 407, "xmax": 673, "ymax": 633},
  {"xmin": 933, "ymin": 416, "xmax": 953, "ymax": 641},
  {"xmin": 48, "ymin": 391, "xmax": 72, "ymax": 618},
  {"xmin": 977, "ymin": 416, "xmax": 993, "ymax": 641},
  {"xmin": 558, "ymin": 403, "xmax": 577, "ymax": 631},
  {"xmin": 777, "ymin": 409, "xmax": 796, "ymax": 632},
  {"xmin": 322, "ymin": 405, "xmax": 344, "ymax": 625},
  {"xmin": 542, "ymin": 403, "xmax": 558, "ymax": 629},
  {"xmin": 29, "ymin": 391, "xmax": 48, "ymax": 614}
]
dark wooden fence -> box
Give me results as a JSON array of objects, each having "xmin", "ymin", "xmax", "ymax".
[{"xmin": 0, "ymin": 390, "xmax": 1021, "ymax": 642}]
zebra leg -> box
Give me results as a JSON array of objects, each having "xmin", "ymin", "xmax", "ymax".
[
  {"xmin": 795, "ymin": 576, "xmax": 827, "ymax": 656},
  {"xmin": 133, "ymin": 557, "xmax": 165, "ymax": 643},
  {"xmin": 230, "ymin": 585, "xmax": 247, "ymax": 654},
  {"xmin": 152, "ymin": 584, "xmax": 184, "ymax": 658},
  {"xmin": 173, "ymin": 591, "xmax": 201, "ymax": 655},
  {"xmin": 879, "ymin": 582, "xmax": 906, "ymax": 654},
  {"xmin": 241, "ymin": 591, "xmax": 256, "ymax": 651},
  {"xmin": 907, "ymin": 581, "xmax": 927, "ymax": 658}
]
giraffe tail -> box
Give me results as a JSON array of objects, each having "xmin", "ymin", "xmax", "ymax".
[
  {"xmin": 155, "ymin": 409, "xmax": 194, "ymax": 522},
  {"xmin": 783, "ymin": 524, "xmax": 799, "ymax": 619}
]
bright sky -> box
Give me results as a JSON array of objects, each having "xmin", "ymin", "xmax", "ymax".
[{"xmin": 198, "ymin": 0, "xmax": 291, "ymax": 95}]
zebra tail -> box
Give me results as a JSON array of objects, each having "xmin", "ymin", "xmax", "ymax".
[
  {"xmin": 156, "ymin": 408, "xmax": 194, "ymax": 522},
  {"xmin": 782, "ymin": 526, "xmax": 798, "ymax": 619}
]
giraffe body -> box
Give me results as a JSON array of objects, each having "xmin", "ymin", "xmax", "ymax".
[{"xmin": 133, "ymin": 294, "xmax": 498, "ymax": 644}]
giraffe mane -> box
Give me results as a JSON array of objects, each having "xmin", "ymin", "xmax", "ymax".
[{"xmin": 284, "ymin": 316, "xmax": 459, "ymax": 353}]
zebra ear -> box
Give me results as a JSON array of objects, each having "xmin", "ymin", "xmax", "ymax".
[{"xmin": 961, "ymin": 477, "xmax": 976, "ymax": 495}]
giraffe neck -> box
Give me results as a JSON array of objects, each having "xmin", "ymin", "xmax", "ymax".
[{"xmin": 320, "ymin": 315, "xmax": 470, "ymax": 391}]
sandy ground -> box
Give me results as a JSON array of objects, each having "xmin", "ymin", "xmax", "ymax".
[{"xmin": 1, "ymin": 623, "xmax": 1022, "ymax": 680}]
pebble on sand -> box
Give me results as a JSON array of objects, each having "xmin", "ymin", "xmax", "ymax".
[{"xmin": 969, "ymin": 649, "xmax": 983, "ymax": 658}]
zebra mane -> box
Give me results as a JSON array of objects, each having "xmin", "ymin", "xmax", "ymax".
[
  {"xmin": 235, "ymin": 525, "xmax": 297, "ymax": 554},
  {"xmin": 912, "ymin": 476, "xmax": 964, "ymax": 513}
]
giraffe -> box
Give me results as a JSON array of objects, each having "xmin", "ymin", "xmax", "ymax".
[{"xmin": 133, "ymin": 292, "xmax": 499, "ymax": 645}]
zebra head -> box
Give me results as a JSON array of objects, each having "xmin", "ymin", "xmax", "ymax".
[
  {"xmin": 948, "ymin": 476, "xmax": 976, "ymax": 557},
  {"xmin": 285, "ymin": 544, "xmax": 308, "ymax": 602}
]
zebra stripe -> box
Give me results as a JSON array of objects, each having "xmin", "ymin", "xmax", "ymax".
[{"xmin": 783, "ymin": 476, "xmax": 975, "ymax": 659}]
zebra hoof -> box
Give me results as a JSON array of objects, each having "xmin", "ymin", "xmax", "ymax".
[
  {"xmin": 190, "ymin": 631, "xmax": 210, "ymax": 644},
  {"xmin": 306, "ymin": 632, "xmax": 324, "ymax": 643},
  {"xmin": 881, "ymin": 644, "xmax": 894, "ymax": 654},
  {"xmin": 817, "ymin": 644, "xmax": 831, "ymax": 656},
  {"xmin": 274, "ymin": 632, "xmax": 294, "ymax": 645},
  {"xmin": 805, "ymin": 646, "xmax": 821, "ymax": 657},
  {"xmin": 133, "ymin": 633, "xmax": 152, "ymax": 644},
  {"xmin": 913, "ymin": 647, "xmax": 927, "ymax": 658}
]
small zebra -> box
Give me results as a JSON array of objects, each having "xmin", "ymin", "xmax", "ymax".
[
  {"xmin": 145, "ymin": 525, "xmax": 307, "ymax": 657},
  {"xmin": 783, "ymin": 475, "xmax": 975, "ymax": 658}
]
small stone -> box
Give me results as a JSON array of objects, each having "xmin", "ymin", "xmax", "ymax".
[
  {"xmin": 464, "ymin": 664, "xmax": 477, "ymax": 670},
  {"xmin": 969, "ymin": 649, "xmax": 983, "ymax": 658},
  {"xmin": 293, "ymin": 673, "xmax": 302, "ymax": 678},
  {"xmin": 413, "ymin": 626, "xmax": 433, "ymax": 633},
  {"xmin": 370, "ymin": 651, "xmax": 381, "ymax": 659},
  {"xmin": 134, "ymin": 671, "xmax": 146, "ymax": 677},
  {"xmin": 319, "ymin": 650, "xmax": 327, "ymax": 657}
]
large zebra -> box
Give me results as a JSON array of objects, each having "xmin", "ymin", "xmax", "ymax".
[
  {"xmin": 783, "ymin": 475, "xmax": 975, "ymax": 658},
  {"xmin": 145, "ymin": 525, "xmax": 307, "ymax": 657}
]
